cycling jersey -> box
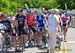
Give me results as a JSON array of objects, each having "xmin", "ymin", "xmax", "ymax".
[
  {"xmin": 0, "ymin": 19, "xmax": 11, "ymax": 33},
  {"xmin": 0, "ymin": 23, "xmax": 6, "ymax": 30},
  {"xmin": 61, "ymin": 16, "xmax": 69, "ymax": 25},
  {"xmin": 16, "ymin": 14, "xmax": 27, "ymax": 35},
  {"xmin": 26, "ymin": 14, "xmax": 37, "ymax": 33},
  {"xmin": 26, "ymin": 14, "xmax": 35, "ymax": 27},
  {"xmin": 0, "ymin": 20, "xmax": 11, "ymax": 29},
  {"xmin": 36, "ymin": 15, "xmax": 45, "ymax": 27},
  {"xmin": 8, "ymin": 16, "xmax": 15, "ymax": 23},
  {"xmin": 16, "ymin": 14, "xmax": 25, "ymax": 28}
]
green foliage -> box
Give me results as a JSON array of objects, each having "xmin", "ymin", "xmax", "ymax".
[
  {"xmin": 0, "ymin": 0, "xmax": 75, "ymax": 15},
  {"xmin": 0, "ymin": 0, "xmax": 18, "ymax": 15},
  {"xmin": 57, "ymin": 0, "xmax": 75, "ymax": 9}
]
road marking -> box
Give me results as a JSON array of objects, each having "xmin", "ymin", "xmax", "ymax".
[
  {"xmin": 64, "ymin": 42, "xmax": 68, "ymax": 53},
  {"xmin": 58, "ymin": 42, "xmax": 68, "ymax": 53},
  {"xmin": 59, "ymin": 42, "xmax": 64, "ymax": 53},
  {"xmin": 67, "ymin": 41, "xmax": 75, "ymax": 43}
]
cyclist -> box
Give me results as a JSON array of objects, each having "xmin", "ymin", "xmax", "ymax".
[
  {"xmin": 26, "ymin": 10, "xmax": 38, "ymax": 47},
  {"xmin": 0, "ymin": 13, "xmax": 13, "ymax": 51},
  {"xmin": 0, "ymin": 13, "xmax": 12, "ymax": 37},
  {"xmin": 14, "ymin": 8, "xmax": 27, "ymax": 51},
  {"xmin": 0, "ymin": 23, "xmax": 6, "ymax": 51},
  {"xmin": 7, "ymin": 14, "xmax": 17, "ymax": 51},
  {"xmin": 61, "ymin": 12, "xmax": 70, "ymax": 42},
  {"xmin": 0, "ymin": 15, "xmax": 7, "ymax": 50},
  {"xmin": 36, "ymin": 11, "xmax": 47, "ymax": 47}
]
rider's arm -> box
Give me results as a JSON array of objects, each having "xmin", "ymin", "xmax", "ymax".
[
  {"xmin": 13, "ymin": 18, "xmax": 18, "ymax": 28},
  {"xmin": 57, "ymin": 17, "xmax": 62, "ymax": 32},
  {"xmin": 44, "ymin": 17, "xmax": 48, "ymax": 27},
  {"xmin": 24, "ymin": 16, "xmax": 28, "ymax": 29},
  {"xmin": 34, "ymin": 15, "xmax": 38, "ymax": 27},
  {"xmin": 66, "ymin": 17, "xmax": 70, "ymax": 27}
]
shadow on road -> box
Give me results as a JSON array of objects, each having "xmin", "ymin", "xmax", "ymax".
[
  {"xmin": 0, "ymin": 51, "xmax": 24, "ymax": 53},
  {"xmin": 36, "ymin": 52, "xmax": 48, "ymax": 53},
  {"xmin": 0, "ymin": 51, "xmax": 15, "ymax": 53}
]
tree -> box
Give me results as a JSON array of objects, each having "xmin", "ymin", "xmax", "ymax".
[
  {"xmin": 0, "ymin": 0, "xmax": 75, "ymax": 15},
  {"xmin": 0, "ymin": 0, "xmax": 18, "ymax": 15},
  {"xmin": 57, "ymin": 0, "xmax": 75, "ymax": 9}
]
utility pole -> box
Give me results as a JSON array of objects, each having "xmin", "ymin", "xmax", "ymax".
[
  {"xmin": 24, "ymin": 3, "xmax": 29, "ymax": 9},
  {"xmin": 65, "ymin": 0, "xmax": 67, "ymax": 10}
]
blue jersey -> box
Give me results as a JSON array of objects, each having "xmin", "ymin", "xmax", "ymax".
[
  {"xmin": 36, "ymin": 15, "xmax": 45, "ymax": 27},
  {"xmin": 0, "ymin": 20, "xmax": 11, "ymax": 29}
]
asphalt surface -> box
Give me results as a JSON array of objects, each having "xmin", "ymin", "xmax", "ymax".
[
  {"xmin": 0, "ymin": 28, "xmax": 75, "ymax": 53},
  {"xmin": 66, "ymin": 28, "xmax": 75, "ymax": 53},
  {"xmin": 24, "ymin": 28, "xmax": 75, "ymax": 53}
]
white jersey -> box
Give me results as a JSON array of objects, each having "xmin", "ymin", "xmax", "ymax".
[{"xmin": 8, "ymin": 16, "xmax": 15, "ymax": 23}]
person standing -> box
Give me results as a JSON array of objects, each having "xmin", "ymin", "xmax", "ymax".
[
  {"xmin": 14, "ymin": 8, "xmax": 27, "ymax": 51},
  {"xmin": 47, "ymin": 10, "xmax": 61, "ymax": 53},
  {"xmin": 61, "ymin": 13, "xmax": 70, "ymax": 42}
]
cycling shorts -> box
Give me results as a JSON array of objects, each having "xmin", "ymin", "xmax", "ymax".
[
  {"xmin": 38, "ymin": 27, "xmax": 45, "ymax": 32},
  {"xmin": 17, "ymin": 27, "xmax": 27, "ymax": 36},
  {"xmin": 28, "ymin": 26, "xmax": 37, "ymax": 33},
  {"xmin": 11, "ymin": 28, "xmax": 16, "ymax": 36},
  {"xmin": 38, "ymin": 24, "xmax": 45, "ymax": 27},
  {"xmin": 62, "ymin": 24, "xmax": 68, "ymax": 32}
]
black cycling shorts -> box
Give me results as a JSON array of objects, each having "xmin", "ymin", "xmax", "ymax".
[
  {"xmin": 11, "ymin": 28, "xmax": 16, "ymax": 36},
  {"xmin": 28, "ymin": 26, "xmax": 37, "ymax": 33},
  {"xmin": 63, "ymin": 24, "xmax": 66, "ymax": 26},
  {"xmin": 17, "ymin": 28, "xmax": 27, "ymax": 36},
  {"xmin": 62, "ymin": 24, "xmax": 67, "ymax": 28}
]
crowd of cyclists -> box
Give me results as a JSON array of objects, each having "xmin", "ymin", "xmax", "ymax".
[{"xmin": 0, "ymin": 8, "xmax": 71, "ymax": 53}]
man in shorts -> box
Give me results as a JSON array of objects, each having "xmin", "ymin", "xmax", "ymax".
[
  {"xmin": 36, "ymin": 12, "xmax": 47, "ymax": 47},
  {"xmin": 14, "ymin": 8, "xmax": 28, "ymax": 51},
  {"xmin": 61, "ymin": 13, "xmax": 70, "ymax": 42},
  {"xmin": 26, "ymin": 10, "xmax": 38, "ymax": 47}
]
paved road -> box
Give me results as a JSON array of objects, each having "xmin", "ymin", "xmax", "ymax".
[
  {"xmin": 23, "ymin": 28, "xmax": 75, "ymax": 53},
  {"xmin": 58, "ymin": 28, "xmax": 75, "ymax": 53},
  {"xmin": 23, "ymin": 47, "xmax": 46, "ymax": 53},
  {"xmin": 66, "ymin": 28, "xmax": 75, "ymax": 53},
  {"xmin": 0, "ymin": 28, "xmax": 75, "ymax": 53}
]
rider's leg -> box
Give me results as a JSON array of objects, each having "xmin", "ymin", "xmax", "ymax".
[
  {"xmin": 18, "ymin": 35, "xmax": 22, "ymax": 48},
  {"xmin": 31, "ymin": 27, "xmax": 38, "ymax": 46},
  {"xmin": 24, "ymin": 34, "xmax": 29, "ymax": 43},
  {"xmin": 63, "ymin": 28, "xmax": 68, "ymax": 41},
  {"xmin": 0, "ymin": 33, "xmax": 3, "ymax": 50},
  {"xmin": 12, "ymin": 36, "xmax": 16, "ymax": 49},
  {"xmin": 24, "ymin": 34, "xmax": 29, "ymax": 47},
  {"xmin": 38, "ymin": 31, "xmax": 42, "ymax": 46}
]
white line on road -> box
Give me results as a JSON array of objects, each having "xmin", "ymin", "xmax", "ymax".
[{"xmin": 66, "ymin": 41, "xmax": 75, "ymax": 43}]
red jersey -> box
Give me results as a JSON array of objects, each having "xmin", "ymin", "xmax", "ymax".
[
  {"xmin": 61, "ymin": 16, "xmax": 69, "ymax": 24},
  {"xmin": 26, "ymin": 14, "xmax": 35, "ymax": 27}
]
